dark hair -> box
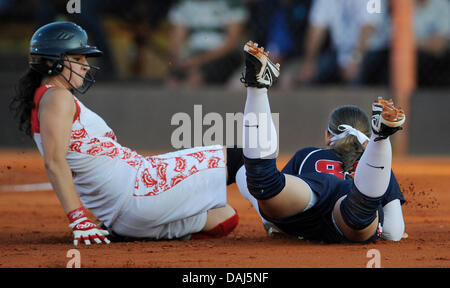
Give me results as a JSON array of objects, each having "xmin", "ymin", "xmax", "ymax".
[
  {"xmin": 10, "ymin": 68, "xmax": 43, "ymax": 137},
  {"xmin": 328, "ymin": 105, "xmax": 371, "ymax": 174}
]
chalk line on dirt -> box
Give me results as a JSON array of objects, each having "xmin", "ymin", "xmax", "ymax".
[{"xmin": 0, "ymin": 182, "xmax": 52, "ymax": 192}]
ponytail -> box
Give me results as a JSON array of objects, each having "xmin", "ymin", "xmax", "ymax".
[
  {"xmin": 10, "ymin": 69, "xmax": 43, "ymax": 136},
  {"xmin": 331, "ymin": 136, "xmax": 365, "ymax": 174}
]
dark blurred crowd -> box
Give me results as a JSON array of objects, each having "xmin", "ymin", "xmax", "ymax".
[{"xmin": 1, "ymin": 0, "xmax": 449, "ymax": 88}]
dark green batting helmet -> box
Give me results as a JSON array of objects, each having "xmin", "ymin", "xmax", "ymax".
[{"xmin": 29, "ymin": 21, "xmax": 103, "ymax": 94}]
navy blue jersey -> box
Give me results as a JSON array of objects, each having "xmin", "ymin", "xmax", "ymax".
[
  {"xmin": 260, "ymin": 147, "xmax": 405, "ymax": 243},
  {"xmin": 281, "ymin": 147, "xmax": 405, "ymax": 206}
]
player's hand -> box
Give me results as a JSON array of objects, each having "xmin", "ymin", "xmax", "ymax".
[
  {"xmin": 69, "ymin": 217, "xmax": 110, "ymax": 246},
  {"xmin": 67, "ymin": 207, "xmax": 110, "ymax": 246}
]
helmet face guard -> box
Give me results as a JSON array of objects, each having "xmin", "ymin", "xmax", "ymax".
[
  {"xmin": 29, "ymin": 21, "xmax": 103, "ymax": 94},
  {"xmin": 64, "ymin": 59, "xmax": 99, "ymax": 95}
]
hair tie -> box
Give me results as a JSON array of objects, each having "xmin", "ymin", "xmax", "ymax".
[{"xmin": 328, "ymin": 124, "xmax": 369, "ymax": 146}]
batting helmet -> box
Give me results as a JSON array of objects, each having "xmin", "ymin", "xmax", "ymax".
[{"xmin": 29, "ymin": 21, "xmax": 103, "ymax": 94}]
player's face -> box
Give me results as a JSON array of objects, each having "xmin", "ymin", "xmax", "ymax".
[{"xmin": 62, "ymin": 55, "xmax": 90, "ymax": 88}]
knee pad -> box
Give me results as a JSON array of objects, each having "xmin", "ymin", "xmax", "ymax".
[
  {"xmin": 244, "ymin": 156, "xmax": 286, "ymax": 200},
  {"xmin": 191, "ymin": 210, "xmax": 239, "ymax": 239},
  {"xmin": 340, "ymin": 184, "xmax": 383, "ymax": 230},
  {"xmin": 226, "ymin": 147, "xmax": 244, "ymax": 185}
]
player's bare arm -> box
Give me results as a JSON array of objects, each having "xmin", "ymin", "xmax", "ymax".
[
  {"xmin": 39, "ymin": 88, "xmax": 110, "ymax": 246},
  {"xmin": 39, "ymin": 88, "xmax": 81, "ymax": 213}
]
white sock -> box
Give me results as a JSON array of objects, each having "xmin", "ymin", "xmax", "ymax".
[
  {"xmin": 235, "ymin": 166, "xmax": 259, "ymax": 211},
  {"xmin": 381, "ymin": 199, "xmax": 405, "ymax": 241},
  {"xmin": 354, "ymin": 134, "xmax": 392, "ymax": 198},
  {"xmin": 235, "ymin": 165, "xmax": 272, "ymax": 225},
  {"xmin": 243, "ymin": 87, "xmax": 278, "ymax": 159}
]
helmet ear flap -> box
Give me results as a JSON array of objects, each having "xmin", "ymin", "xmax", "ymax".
[
  {"xmin": 29, "ymin": 55, "xmax": 64, "ymax": 76},
  {"xmin": 47, "ymin": 59, "xmax": 64, "ymax": 76}
]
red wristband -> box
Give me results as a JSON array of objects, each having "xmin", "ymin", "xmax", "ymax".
[{"xmin": 67, "ymin": 206, "xmax": 87, "ymax": 223}]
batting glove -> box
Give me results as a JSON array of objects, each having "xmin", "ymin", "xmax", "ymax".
[{"xmin": 67, "ymin": 207, "xmax": 110, "ymax": 246}]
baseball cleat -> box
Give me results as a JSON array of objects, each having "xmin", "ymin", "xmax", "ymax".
[
  {"xmin": 372, "ymin": 97, "xmax": 406, "ymax": 141},
  {"xmin": 263, "ymin": 222, "xmax": 283, "ymax": 237},
  {"xmin": 240, "ymin": 41, "xmax": 280, "ymax": 88}
]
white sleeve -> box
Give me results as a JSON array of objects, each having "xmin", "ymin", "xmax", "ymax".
[
  {"xmin": 168, "ymin": 2, "xmax": 187, "ymax": 26},
  {"xmin": 434, "ymin": 0, "xmax": 450, "ymax": 37},
  {"xmin": 309, "ymin": 0, "xmax": 330, "ymax": 27},
  {"xmin": 224, "ymin": 4, "xmax": 249, "ymax": 24},
  {"xmin": 381, "ymin": 199, "xmax": 405, "ymax": 241}
]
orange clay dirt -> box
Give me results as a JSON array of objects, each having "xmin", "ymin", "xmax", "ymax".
[{"xmin": 0, "ymin": 149, "xmax": 449, "ymax": 268}]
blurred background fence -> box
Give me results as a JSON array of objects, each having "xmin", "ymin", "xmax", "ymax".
[{"xmin": 0, "ymin": 0, "xmax": 449, "ymax": 155}]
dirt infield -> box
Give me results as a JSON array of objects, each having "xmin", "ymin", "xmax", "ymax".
[{"xmin": 0, "ymin": 149, "xmax": 449, "ymax": 268}]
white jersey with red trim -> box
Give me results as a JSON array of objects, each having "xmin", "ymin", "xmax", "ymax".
[
  {"xmin": 31, "ymin": 85, "xmax": 227, "ymax": 234},
  {"xmin": 32, "ymin": 85, "xmax": 140, "ymax": 226}
]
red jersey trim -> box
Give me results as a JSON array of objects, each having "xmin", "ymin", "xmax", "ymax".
[
  {"xmin": 31, "ymin": 85, "xmax": 80, "ymax": 134},
  {"xmin": 73, "ymin": 98, "xmax": 81, "ymax": 122}
]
